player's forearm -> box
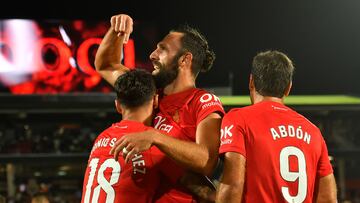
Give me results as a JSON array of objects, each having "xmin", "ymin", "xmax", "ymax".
[
  {"xmin": 152, "ymin": 130, "xmax": 215, "ymax": 175},
  {"xmin": 216, "ymin": 152, "xmax": 246, "ymax": 203},
  {"xmin": 216, "ymin": 183, "xmax": 243, "ymax": 203},
  {"xmin": 315, "ymin": 174, "xmax": 337, "ymax": 203},
  {"xmin": 95, "ymin": 28, "xmax": 123, "ymax": 71},
  {"xmin": 316, "ymin": 190, "xmax": 337, "ymax": 203},
  {"xmin": 94, "ymin": 28, "xmax": 129, "ymax": 85},
  {"xmin": 316, "ymin": 197, "xmax": 337, "ymax": 203}
]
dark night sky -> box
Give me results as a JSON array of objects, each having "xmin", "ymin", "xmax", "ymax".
[{"xmin": 2, "ymin": 0, "xmax": 360, "ymax": 95}]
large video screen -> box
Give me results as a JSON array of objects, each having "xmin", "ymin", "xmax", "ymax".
[{"xmin": 0, "ymin": 19, "xmax": 156, "ymax": 94}]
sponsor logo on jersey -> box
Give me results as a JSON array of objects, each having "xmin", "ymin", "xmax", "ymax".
[
  {"xmin": 220, "ymin": 124, "xmax": 234, "ymax": 145},
  {"xmin": 199, "ymin": 93, "xmax": 223, "ymax": 110},
  {"xmin": 154, "ymin": 115, "xmax": 173, "ymax": 133}
]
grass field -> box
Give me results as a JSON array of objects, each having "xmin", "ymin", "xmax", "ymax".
[{"xmin": 219, "ymin": 95, "xmax": 360, "ymax": 106}]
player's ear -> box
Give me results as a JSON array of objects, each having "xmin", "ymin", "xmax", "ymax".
[
  {"xmin": 153, "ymin": 94, "xmax": 159, "ymax": 109},
  {"xmin": 114, "ymin": 99, "xmax": 123, "ymax": 114},
  {"xmin": 249, "ymin": 74, "xmax": 255, "ymax": 91},
  {"xmin": 179, "ymin": 52, "xmax": 192, "ymax": 68},
  {"xmin": 284, "ymin": 81, "xmax": 292, "ymax": 96}
]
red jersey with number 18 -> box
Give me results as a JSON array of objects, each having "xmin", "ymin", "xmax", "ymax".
[
  {"xmin": 81, "ymin": 120, "xmax": 182, "ymax": 203},
  {"xmin": 219, "ymin": 101, "xmax": 333, "ymax": 203}
]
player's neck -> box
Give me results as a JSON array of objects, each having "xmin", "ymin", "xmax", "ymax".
[
  {"xmin": 253, "ymin": 94, "xmax": 285, "ymax": 105},
  {"xmin": 163, "ymin": 74, "xmax": 195, "ymax": 95},
  {"xmin": 122, "ymin": 107, "xmax": 153, "ymax": 126}
]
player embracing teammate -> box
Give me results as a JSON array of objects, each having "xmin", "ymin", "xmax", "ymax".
[{"xmin": 82, "ymin": 12, "xmax": 338, "ymax": 203}]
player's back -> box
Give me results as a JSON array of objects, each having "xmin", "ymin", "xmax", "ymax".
[
  {"xmin": 81, "ymin": 120, "xmax": 161, "ymax": 203},
  {"xmin": 224, "ymin": 101, "xmax": 333, "ymax": 203}
]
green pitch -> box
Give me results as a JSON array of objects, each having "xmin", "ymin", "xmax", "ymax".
[{"xmin": 219, "ymin": 95, "xmax": 360, "ymax": 106}]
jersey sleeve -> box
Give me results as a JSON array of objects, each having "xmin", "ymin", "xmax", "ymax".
[
  {"xmin": 150, "ymin": 147, "xmax": 184, "ymax": 184},
  {"xmin": 317, "ymin": 137, "xmax": 334, "ymax": 177},
  {"xmin": 219, "ymin": 109, "xmax": 247, "ymax": 158},
  {"xmin": 193, "ymin": 91, "xmax": 225, "ymax": 125}
]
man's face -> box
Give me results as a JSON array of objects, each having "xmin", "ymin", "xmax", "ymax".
[{"xmin": 149, "ymin": 32, "xmax": 184, "ymax": 89}]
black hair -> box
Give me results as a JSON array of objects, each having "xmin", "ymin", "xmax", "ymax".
[
  {"xmin": 171, "ymin": 24, "xmax": 215, "ymax": 76},
  {"xmin": 251, "ymin": 50, "xmax": 295, "ymax": 98},
  {"xmin": 114, "ymin": 69, "xmax": 156, "ymax": 108}
]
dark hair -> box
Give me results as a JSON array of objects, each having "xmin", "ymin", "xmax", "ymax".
[
  {"xmin": 171, "ymin": 24, "xmax": 215, "ymax": 76},
  {"xmin": 114, "ymin": 69, "xmax": 156, "ymax": 108},
  {"xmin": 251, "ymin": 50, "xmax": 295, "ymax": 98}
]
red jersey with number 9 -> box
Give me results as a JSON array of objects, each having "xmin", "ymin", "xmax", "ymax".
[
  {"xmin": 219, "ymin": 101, "xmax": 333, "ymax": 203},
  {"xmin": 81, "ymin": 120, "xmax": 182, "ymax": 203}
]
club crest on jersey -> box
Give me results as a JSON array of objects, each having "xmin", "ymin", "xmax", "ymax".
[
  {"xmin": 154, "ymin": 115, "xmax": 173, "ymax": 133},
  {"xmin": 199, "ymin": 93, "xmax": 223, "ymax": 110},
  {"xmin": 220, "ymin": 124, "xmax": 234, "ymax": 145},
  {"xmin": 172, "ymin": 110, "xmax": 180, "ymax": 123}
]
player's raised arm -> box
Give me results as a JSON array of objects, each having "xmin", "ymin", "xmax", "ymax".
[{"xmin": 94, "ymin": 14, "xmax": 133, "ymax": 86}]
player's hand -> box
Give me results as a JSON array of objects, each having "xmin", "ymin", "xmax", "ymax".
[
  {"xmin": 110, "ymin": 14, "xmax": 133, "ymax": 44},
  {"xmin": 109, "ymin": 129, "xmax": 155, "ymax": 163}
]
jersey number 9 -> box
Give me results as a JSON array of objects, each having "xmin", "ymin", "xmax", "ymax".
[{"xmin": 280, "ymin": 146, "xmax": 307, "ymax": 203}]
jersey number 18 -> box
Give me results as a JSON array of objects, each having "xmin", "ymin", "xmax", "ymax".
[{"xmin": 83, "ymin": 158, "xmax": 121, "ymax": 203}]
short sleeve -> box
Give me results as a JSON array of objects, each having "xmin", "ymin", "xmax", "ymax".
[
  {"xmin": 317, "ymin": 137, "xmax": 334, "ymax": 177},
  {"xmin": 193, "ymin": 92, "xmax": 225, "ymax": 125},
  {"xmin": 219, "ymin": 109, "xmax": 247, "ymax": 158}
]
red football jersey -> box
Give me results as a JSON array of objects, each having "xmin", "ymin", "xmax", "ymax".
[
  {"xmin": 219, "ymin": 101, "xmax": 333, "ymax": 203},
  {"xmin": 153, "ymin": 88, "xmax": 225, "ymax": 203},
  {"xmin": 81, "ymin": 120, "xmax": 182, "ymax": 203}
]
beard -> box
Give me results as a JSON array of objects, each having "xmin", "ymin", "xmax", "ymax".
[{"xmin": 153, "ymin": 58, "xmax": 179, "ymax": 89}]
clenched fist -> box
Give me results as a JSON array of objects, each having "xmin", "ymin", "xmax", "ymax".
[{"xmin": 110, "ymin": 14, "xmax": 133, "ymax": 44}]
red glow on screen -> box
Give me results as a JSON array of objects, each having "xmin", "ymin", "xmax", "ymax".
[
  {"xmin": 77, "ymin": 37, "xmax": 102, "ymax": 76},
  {"xmin": 124, "ymin": 39, "xmax": 135, "ymax": 69},
  {"xmin": 36, "ymin": 38, "xmax": 72, "ymax": 76},
  {"xmin": 77, "ymin": 38, "xmax": 102, "ymax": 89},
  {"xmin": 0, "ymin": 19, "xmax": 139, "ymax": 94},
  {"xmin": 9, "ymin": 81, "xmax": 35, "ymax": 94}
]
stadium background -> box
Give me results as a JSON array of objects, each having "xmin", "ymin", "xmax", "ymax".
[{"xmin": 0, "ymin": 0, "xmax": 360, "ymax": 202}]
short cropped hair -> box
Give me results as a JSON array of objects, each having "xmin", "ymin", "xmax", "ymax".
[
  {"xmin": 114, "ymin": 69, "xmax": 156, "ymax": 108},
  {"xmin": 251, "ymin": 50, "xmax": 295, "ymax": 98}
]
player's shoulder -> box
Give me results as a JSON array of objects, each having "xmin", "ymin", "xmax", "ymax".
[
  {"xmin": 224, "ymin": 104, "xmax": 266, "ymax": 125},
  {"xmin": 193, "ymin": 88, "xmax": 218, "ymax": 97},
  {"xmin": 227, "ymin": 104, "xmax": 256, "ymax": 116},
  {"xmin": 94, "ymin": 124, "xmax": 116, "ymax": 140},
  {"xmin": 97, "ymin": 121, "xmax": 130, "ymax": 138},
  {"xmin": 190, "ymin": 88, "xmax": 222, "ymax": 104},
  {"xmin": 295, "ymin": 111, "xmax": 321, "ymax": 132},
  {"xmin": 226, "ymin": 107, "xmax": 244, "ymax": 115},
  {"xmin": 106, "ymin": 122, "xmax": 123, "ymax": 132}
]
